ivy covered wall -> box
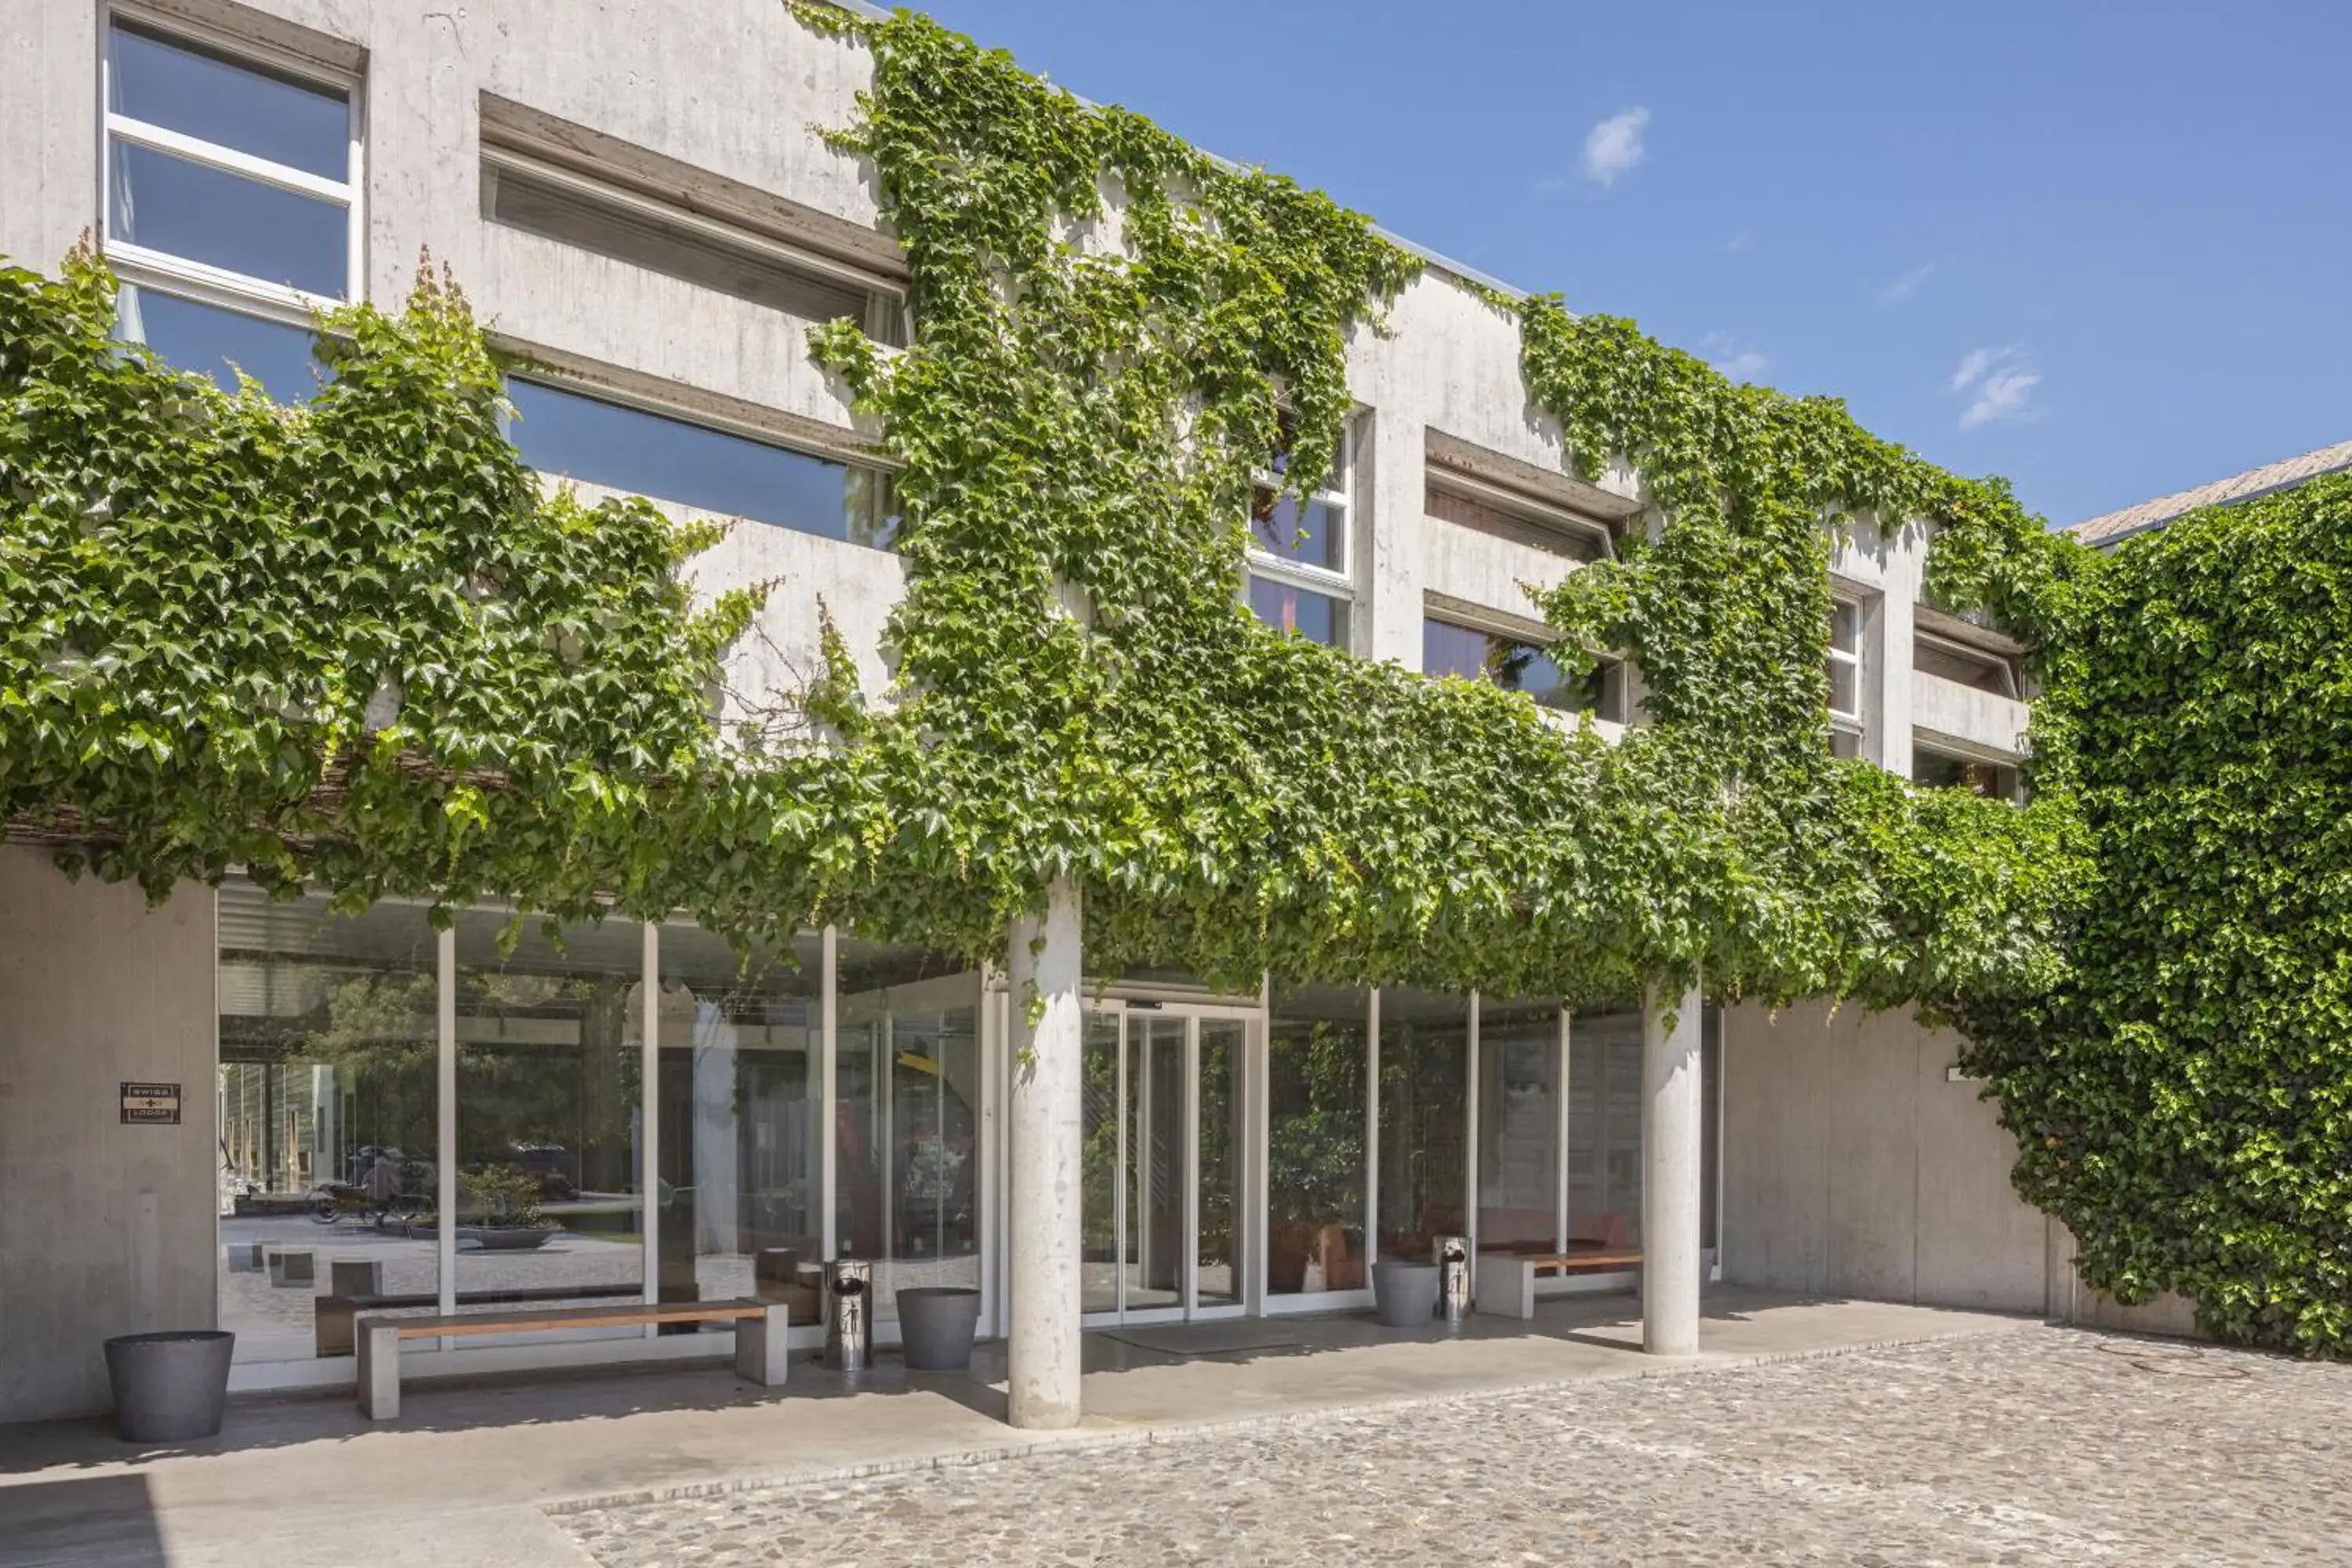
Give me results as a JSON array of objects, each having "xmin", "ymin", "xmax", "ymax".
[{"xmin": 0, "ymin": 7, "xmax": 2342, "ymax": 1353}]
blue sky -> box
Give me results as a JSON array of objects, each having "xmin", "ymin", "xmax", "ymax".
[{"xmin": 910, "ymin": 1, "xmax": 2351, "ymax": 527}]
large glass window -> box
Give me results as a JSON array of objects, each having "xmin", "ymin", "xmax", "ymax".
[
  {"xmin": 1828, "ymin": 595, "xmax": 1865, "ymax": 758},
  {"xmin": 216, "ymin": 886, "xmax": 438, "ymax": 1365},
  {"xmin": 657, "ymin": 927, "xmax": 826, "ymax": 1324},
  {"xmin": 1568, "ymin": 1010, "xmax": 1644, "ymax": 1250},
  {"xmin": 1476, "ymin": 996, "xmax": 1563, "ymax": 1253},
  {"xmin": 834, "ymin": 942, "xmax": 983, "ymax": 1321},
  {"xmin": 1423, "ymin": 619, "xmax": 1626, "ymax": 720},
  {"xmin": 103, "ymin": 21, "xmax": 355, "ymax": 401},
  {"xmin": 1375, "ymin": 987, "xmax": 1470, "ymax": 1259},
  {"xmin": 450, "ymin": 911, "xmax": 646, "ymax": 1317},
  {"xmin": 1246, "ymin": 419, "xmax": 1356, "ymax": 652},
  {"xmin": 508, "ymin": 378, "xmax": 895, "ymax": 548},
  {"xmin": 1266, "ymin": 985, "xmax": 1370, "ymax": 1296}
]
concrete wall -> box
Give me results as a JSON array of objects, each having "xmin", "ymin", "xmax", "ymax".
[
  {"xmin": 1914, "ymin": 670, "xmax": 2032, "ymax": 757},
  {"xmin": 1720, "ymin": 998, "xmax": 2051, "ymax": 1314},
  {"xmin": 0, "ymin": 849, "xmax": 219, "ymax": 1425}
]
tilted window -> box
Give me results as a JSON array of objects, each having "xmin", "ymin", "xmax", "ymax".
[
  {"xmin": 1423, "ymin": 618, "xmax": 1627, "ymax": 721},
  {"xmin": 1246, "ymin": 416, "xmax": 1356, "ymax": 650}
]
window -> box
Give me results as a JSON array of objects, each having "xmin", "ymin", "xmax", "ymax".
[
  {"xmin": 507, "ymin": 377, "xmax": 895, "ymax": 548},
  {"xmin": 1915, "ymin": 633, "xmax": 2020, "ymax": 698},
  {"xmin": 102, "ymin": 19, "xmax": 358, "ymax": 401},
  {"xmin": 1247, "ymin": 418, "xmax": 1356, "ymax": 649},
  {"xmin": 1915, "ymin": 745, "xmax": 2021, "ymax": 802},
  {"xmin": 1422, "ymin": 617, "xmax": 1626, "ymax": 721},
  {"xmin": 1425, "ymin": 474, "xmax": 1610, "ymax": 564},
  {"xmin": 481, "ymin": 147, "xmax": 908, "ymax": 347},
  {"xmin": 1828, "ymin": 594, "xmax": 1864, "ymax": 757}
]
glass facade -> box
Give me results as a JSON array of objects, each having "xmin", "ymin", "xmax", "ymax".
[{"xmin": 214, "ymin": 886, "xmax": 1720, "ymax": 1378}]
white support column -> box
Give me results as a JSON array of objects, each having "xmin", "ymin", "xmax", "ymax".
[
  {"xmin": 1362, "ymin": 988, "xmax": 1381, "ymax": 1266},
  {"xmin": 1007, "ymin": 877, "xmax": 1084, "ymax": 1429},
  {"xmin": 436, "ymin": 924, "xmax": 457, "ymax": 1343},
  {"xmin": 819, "ymin": 925, "xmax": 838, "ymax": 1263},
  {"xmin": 1641, "ymin": 980, "xmax": 1704, "ymax": 1356},
  {"xmin": 640, "ymin": 921, "xmax": 660, "ymax": 1312}
]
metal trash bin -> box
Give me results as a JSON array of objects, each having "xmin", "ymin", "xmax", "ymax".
[
  {"xmin": 1434, "ymin": 1235, "xmax": 1471, "ymax": 1327},
  {"xmin": 824, "ymin": 1257, "xmax": 873, "ymax": 1371}
]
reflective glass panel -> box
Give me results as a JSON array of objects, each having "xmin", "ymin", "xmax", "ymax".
[
  {"xmin": 658, "ymin": 926, "xmax": 825, "ymax": 1325},
  {"xmin": 1477, "ymin": 996, "xmax": 1563, "ymax": 1252},
  {"xmin": 1196, "ymin": 1018, "xmax": 1246, "ymax": 1308},
  {"xmin": 108, "ymin": 24, "xmax": 348, "ymax": 179},
  {"xmin": 1248, "ymin": 574, "xmax": 1350, "ymax": 648},
  {"xmin": 1127, "ymin": 1014, "xmax": 1185, "ymax": 1311},
  {"xmin": 452, "ymin": 911, "xmax": 646, "ymax": 1320},
  {"xmin": 834, "ymin": 942, "xmax": 982, "ymax": 1321},
  {"xmin": 216, "ymin": 884, "xmax": 438, "ymax": 1364},
  {"xmin": 1423, "ymin": 618, "xmax": 1619, "ymax": 717},
  {"xmin": 118, "ymin": 285, "xmax": 323, "ymax": 401},
  {"xmin": 1568, "ymin": 1010, "xmax": 1644, "ymax": 1251},
  {"xmin": 1251, "ymin": 489, "xmax": 1343, "ymax": 572},
  {"xmin": 508, "ymin": 379, "xmax": 892, "ymax": 548},
  {"xmin": 109, "ymin": 141, "xmax": 347, "ymax": 296},
  {"xmin": 1375, "ymin": 987, "xmax": 1470, "ymax": 1258},
  {"xmin": 1080, "ymin": 1010, "xmax": 1123, "ymax": 1314},
  {"xmin": 1267, "ymin": 985, "xmax": 1369, "ymax": 1295}
]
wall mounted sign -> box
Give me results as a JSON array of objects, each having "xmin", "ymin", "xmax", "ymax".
[{"xmin": 120, "ymin": 1081, "xmax": 182, "ymax": 1125}]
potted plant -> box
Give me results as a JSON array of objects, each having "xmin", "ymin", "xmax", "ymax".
[
  {"xmin": 1267, "ymin": 1102, "xmax": 1363, "ymax": 1294},
  {"xmin": 456, "ymin": 1161, "xmax": 557, "ymax": 1250}
]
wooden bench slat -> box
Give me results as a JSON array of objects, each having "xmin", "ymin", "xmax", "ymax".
[
  {"xmin": 363, "ymin": 1298, "xmax": 769, "ymax": 1340},
  {"xmin": 1526, "ymin": 1250, "xmax": 1644, "ymax": 1270}
]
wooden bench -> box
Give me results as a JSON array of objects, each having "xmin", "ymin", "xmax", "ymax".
[
  {"xmin": 1474, "ymin": 1248, "xmax": 1644, "ymax": 1319},
  {"xmin": 354, "ymin": 1298, "xmax": 786, "ymax": 1420},
  {"xmin": 316, "ymin": 1284, "xmax": 648, "ymax": 1357}
]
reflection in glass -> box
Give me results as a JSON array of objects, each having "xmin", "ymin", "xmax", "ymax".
[
  {"xmin": 507, "ymin": 378, "xmax": 894, "ymax": 547},
  {"xmin": 1477, "ymin": 996, "xmax": 1562, "ymax": 1252},
  {"xmin": 657, "ymin": 927, "xmax": 824, "ymax": 1324},
  {"xmin": 1127, "ymin": 1015, "xmax": 1185, "ymax": 1312},
  {"xmin": 1250, "ymin": 490, "xmax": 1343, "ymax": 571},
  {"xmin": 452, "ymin": 911, "xmax": 645, "ymax": 1319},
  {"xmin": 1422, "ymin": 619, "xmax": 1622, "ymax": 719},
  {"xmin": 1196, "ymin": 1018, "xmax": 1246, "ymax": 1308},
  {"xmin": 118, "ymin": 285, "xmax": 323, "ymax": 401},
  {"xmin": 1248, "ymin": 573, "xmax": 1350, "ymax": 648},
  {"xmin": 1267, "ymin": 985, "xmax": 1367, "ymax": 1295},
  {"xmin": 834, "ymin": 942, "xmax": 981, "ymax": 1321},
  {"xmin": 1376, "ymin": 987, "xmax": 1469, "ymax": 1258},
  {"xmin": 1080, "ymin": 1011, "xmax": 1123, "ymax": 1314},
  {"xmin": 109, "ymin": 24, "xmax": 349, "ymax": 178},
  {"xmin": 1568, "ymin": 1010, "xmax": 1643, "ymax": 1251},
  {"xmin": 108, "ymin": 142, "xmax": 348, "ymax": 296},
  {"xmin": 216, "ymin": 884, "xmax": 437, "ymax": 1363}
]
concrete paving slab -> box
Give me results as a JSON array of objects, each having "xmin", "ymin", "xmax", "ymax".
[{"xmin": 0, "ymin": 1289, "xmax": 2029, "ymax": 1567}]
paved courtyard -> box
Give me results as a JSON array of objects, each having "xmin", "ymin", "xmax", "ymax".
[{"xmin": 557, "ymin": 1328, "xmax": 2350, "ymax": 1566}]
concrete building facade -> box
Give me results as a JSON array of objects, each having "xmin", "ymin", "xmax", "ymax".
[{"xmin": 0, "ymin": 0, "xmax": 2106, "ymax": 1429}]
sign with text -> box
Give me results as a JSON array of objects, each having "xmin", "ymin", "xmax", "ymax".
[{"xmin": 120, "ymin": 1081, "xmax": 182, "ymax": 1125}]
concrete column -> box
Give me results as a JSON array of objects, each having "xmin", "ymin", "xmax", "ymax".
[
  {"xmin": 1006, "ymin": 876, "xmax": 1084, "ymax": 1428},
  {"xmin": 1641, "ymin": 980, "xmax": 1704, "ymax": 1356}
]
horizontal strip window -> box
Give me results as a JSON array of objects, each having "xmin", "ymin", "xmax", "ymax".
[
  {"xmin": 1914, "ymin": 745, "xmax": 2020, "ymax": 803},
  {"xmin": 1915, "ymin": 632, "xmax": 2019, "ymax": 698},
  {"xmin": 1423, "ymin": 617, "xmax": 1625, "ymax": 722},
  {"xmin": 509, "ymin": 377, "xmax": 895, "ymax": 550},
  {"xmin": 1425, "ymin": 473, "xmax": 1610, "ymax": 564},
  {"xmin": 482, "ymin": 150, "xmax": 908, "ymax": 347}
]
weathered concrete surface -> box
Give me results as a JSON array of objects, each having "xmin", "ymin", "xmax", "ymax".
[
  {"xmin": 0, "ymin": 850, "xmax": 217, "ymax": 1425},
  {"xmin": 0, "ymin": 1289, "xmax": 2016, "ymax": 1566},
  {"xmin": 561, "ymin": 1328, "xmax": 2352, "ymax": 1567}
]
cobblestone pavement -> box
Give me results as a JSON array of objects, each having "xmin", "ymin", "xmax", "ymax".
[{"xmin": 556, "ymin": 1327, "xmax": 2350, "ymax": 1566}]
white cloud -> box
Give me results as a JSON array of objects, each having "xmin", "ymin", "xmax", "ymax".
[
  {"xmin": 1878, "ymin": 262, "xmax": 1935, "ymax": 304},
  {"xmin": 1703, "ymin": 332, "xmax": 1768, "ymax": 384},
  {"xmin": 1950, "ymin": 345, "xmax": 2041, "ymax": 430},
  {"xmin": 1582, "ymin": 107, "xmax": 1650, "ymax": 189}
]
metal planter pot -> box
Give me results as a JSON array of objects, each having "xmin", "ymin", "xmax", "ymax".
[
  {"xmin": 1370, "ymin": 1261, "xmax": 1440, "ymax": 1328},
  {"xmin": 895, "ymin": 1287, "xmax": 983, "ymax": 1371},
  {"xmin": 104, "ymin": 1330, "xmax": 235, "ymax": 1443}
]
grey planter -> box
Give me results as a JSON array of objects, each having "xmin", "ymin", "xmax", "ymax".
[
  {"xmin": 895, "ymin": 1287, "xmax": 982, "ymax": 1371},
  {"xmin": 1371, "ymin": 1261, "xmax": 1440, "ymax": 1327},
  {"xmin": 104, "ymin": 1330, "xmax": 234, "ymax": 1443}
]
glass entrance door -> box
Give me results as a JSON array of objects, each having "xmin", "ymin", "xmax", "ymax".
[{"xmin": 1078, "ymin": 1005, "xmax": 1255, "ymax": 1324}]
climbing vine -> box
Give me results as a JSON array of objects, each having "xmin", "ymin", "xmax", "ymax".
[{"xmin": 21, "ymin": 2, "xmax": 2332, "ymax": 1352}]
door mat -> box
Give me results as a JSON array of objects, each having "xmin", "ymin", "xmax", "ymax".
[{"xmin": 1103, "ymin": 1324, "xmax": 1303, "ymax": 1359}]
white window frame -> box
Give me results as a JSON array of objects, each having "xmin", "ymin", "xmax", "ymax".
[
  {"xmin": 1827, "ymin": 592, "xmax": 1864, "ymax": 744},
  {"xmin": 99, "ymin": 5, "xmax": 365, "ymax": 326},
  {"xmin": 1245, "ymin": 417, "xmax": 1357, "ymax": 649}
]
